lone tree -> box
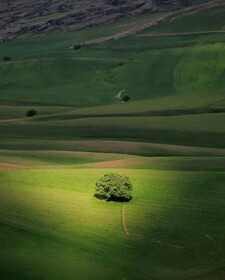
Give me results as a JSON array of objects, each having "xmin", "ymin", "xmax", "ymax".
[
  {"xmin": 3, "ymin": 56, "xmax": 11, "ymax": 61},
  {"xmin": 73, "ymin": 44, "xmax": 82, "ymax": 50},
  {"xmin": 95, "ymin": 173, "xmax": 133, "ymax": 202},
  {"xmin": 26, "ymin": 109, "xmax": 37, "ymax": 117},
  {"xmin": 121, "ymin": 95, "xmax": 130, "ymax": 102},
  {"xmin": 115, "ymin": 90, "xmax": 130, "ymax": 103}
]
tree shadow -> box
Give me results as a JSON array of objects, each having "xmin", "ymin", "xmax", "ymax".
[{"xmin": 94, "ymin": 194, "xmax": 132, "ymax": 202}]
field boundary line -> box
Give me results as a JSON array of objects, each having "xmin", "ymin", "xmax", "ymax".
[{"xmin": 122, "ymin": 206, "xmax": 129, "ymax": 237}]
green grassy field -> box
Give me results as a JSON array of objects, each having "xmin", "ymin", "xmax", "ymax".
[
  {"xmin": 1, "ymin": 168, "xmax": 225, "ymax": 280},
  {"xmin": 144, "ymin": 1, "xmax": 225, "ymax": 34},
  {"xmin": 1, "ymin": 2, "xmax": 225, "ymax": 279},
  {"xmin": 1, "ymin": 42, "xmax": 225, "ymax": 107}
]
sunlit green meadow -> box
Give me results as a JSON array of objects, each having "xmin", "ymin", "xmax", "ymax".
[{"xmin": 1, "ymin": 168, "xmax": 225, "ymax": 279}]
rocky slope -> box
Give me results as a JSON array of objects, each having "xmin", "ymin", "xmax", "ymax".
[{"xmin": 0, "ymin": 0, "xmax": 210, "ymax": 41}]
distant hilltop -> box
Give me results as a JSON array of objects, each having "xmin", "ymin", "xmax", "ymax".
[{"xmin": 0, "ymin": 0, "xmax": 209, "ymax": 41}]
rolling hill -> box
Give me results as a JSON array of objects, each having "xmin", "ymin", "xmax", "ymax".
[
  {"xmin": 0, "ymin": 1, "xmax": 225, "ymax": 279},
  {"xmin": 0, "ymin": 0, "xmax": 211, "ymax": 41}
]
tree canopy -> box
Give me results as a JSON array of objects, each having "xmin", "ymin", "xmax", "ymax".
[
  {"xmin": 3, "ymin": 56, "xmax": 11, "ymax": 61},
  {"xmin": 26, "ymin": 109, "xmax": 37, "ymax": 117},
  {"xmin": 95, "ymin": 173, "xmax": 133, "ymax": 202},
  {"xmin": 116, "ymin": 90, "xmax": 130, "ymax": 103}
]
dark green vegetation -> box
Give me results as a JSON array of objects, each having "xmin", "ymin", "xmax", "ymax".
[
  {"xmin": 3, "ymin": 55, "xmax": 11, "ymax": 61},
  {"xmin": 0, "ymin": 1, "xmax": 225, "ymax": 279},
  {"xmin": 26, "ymin": 109, "xmax": 37, "ymax": 117},
  {"xmin": 95, "ymin": 173, "xmax": 133, "ymax": 201}
]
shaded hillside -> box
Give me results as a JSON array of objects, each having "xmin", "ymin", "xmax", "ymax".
[{"xmin": 0, "ymin": 0, "xmax": 210, "ymax": 41}]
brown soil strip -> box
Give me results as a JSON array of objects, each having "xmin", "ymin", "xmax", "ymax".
[
  {"xmin": 122, "ymin": 206, "xmax": 129, "ymax": 237},
  {"xmin": 0, "ymin": 163, "xmax": 26, "ymax": 170},
  {"xmin": 59, "ymin": 140, "xmax": 225, "ymax": 156}
]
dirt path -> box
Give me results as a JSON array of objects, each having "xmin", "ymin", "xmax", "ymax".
[
  {"xmin": 122, "ymin": 206, "xmax": 129, "ymax": 237},
  {"xmin": 83, "ymin": 12, "xmax": 174, "ymax": 46},
  {"xmin": 81, "ymin": 0, "xmax": 225, "ymax": 47}
]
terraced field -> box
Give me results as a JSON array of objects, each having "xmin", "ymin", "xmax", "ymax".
[{"xmin": 1, "ymin": 2, "xmax": 225, "ymax": 279}]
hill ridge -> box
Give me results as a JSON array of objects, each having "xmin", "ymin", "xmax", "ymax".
[{"xmin": 0, "ymin": 0, "xmax": 211, "ymax": 41}]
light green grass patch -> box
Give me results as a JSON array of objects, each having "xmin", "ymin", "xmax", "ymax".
[{"xmin": 1, "ymin": 168, "xmax": 225, "ymax": 279}]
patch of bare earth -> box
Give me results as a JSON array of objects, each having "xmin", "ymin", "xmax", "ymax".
[
  {"xmin": 0, "ymin": 163, "xmax": 26, "ymax": 170},
  {"xmin": 122, "ymin": 206, "xmax": 129, "ymax": 237}
]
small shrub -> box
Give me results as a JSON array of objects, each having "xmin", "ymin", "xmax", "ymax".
[
  {"xmin": 3, "ymin": 56, "xmax": 11, "ymax": 61},
  {"xmin": 95, "ymin": 173, "xmax": 133, "ymax": 202},
  {"xmin": 73, "ymin": 44, "xmax": 82, "ymax": 50},
  {"xmin": 121, "ymin": 95, "xmax": 130, "ymax": 102},
  {"xmin": 26, "ymin": 109, "xmax": 37, "ymax": 117}
]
